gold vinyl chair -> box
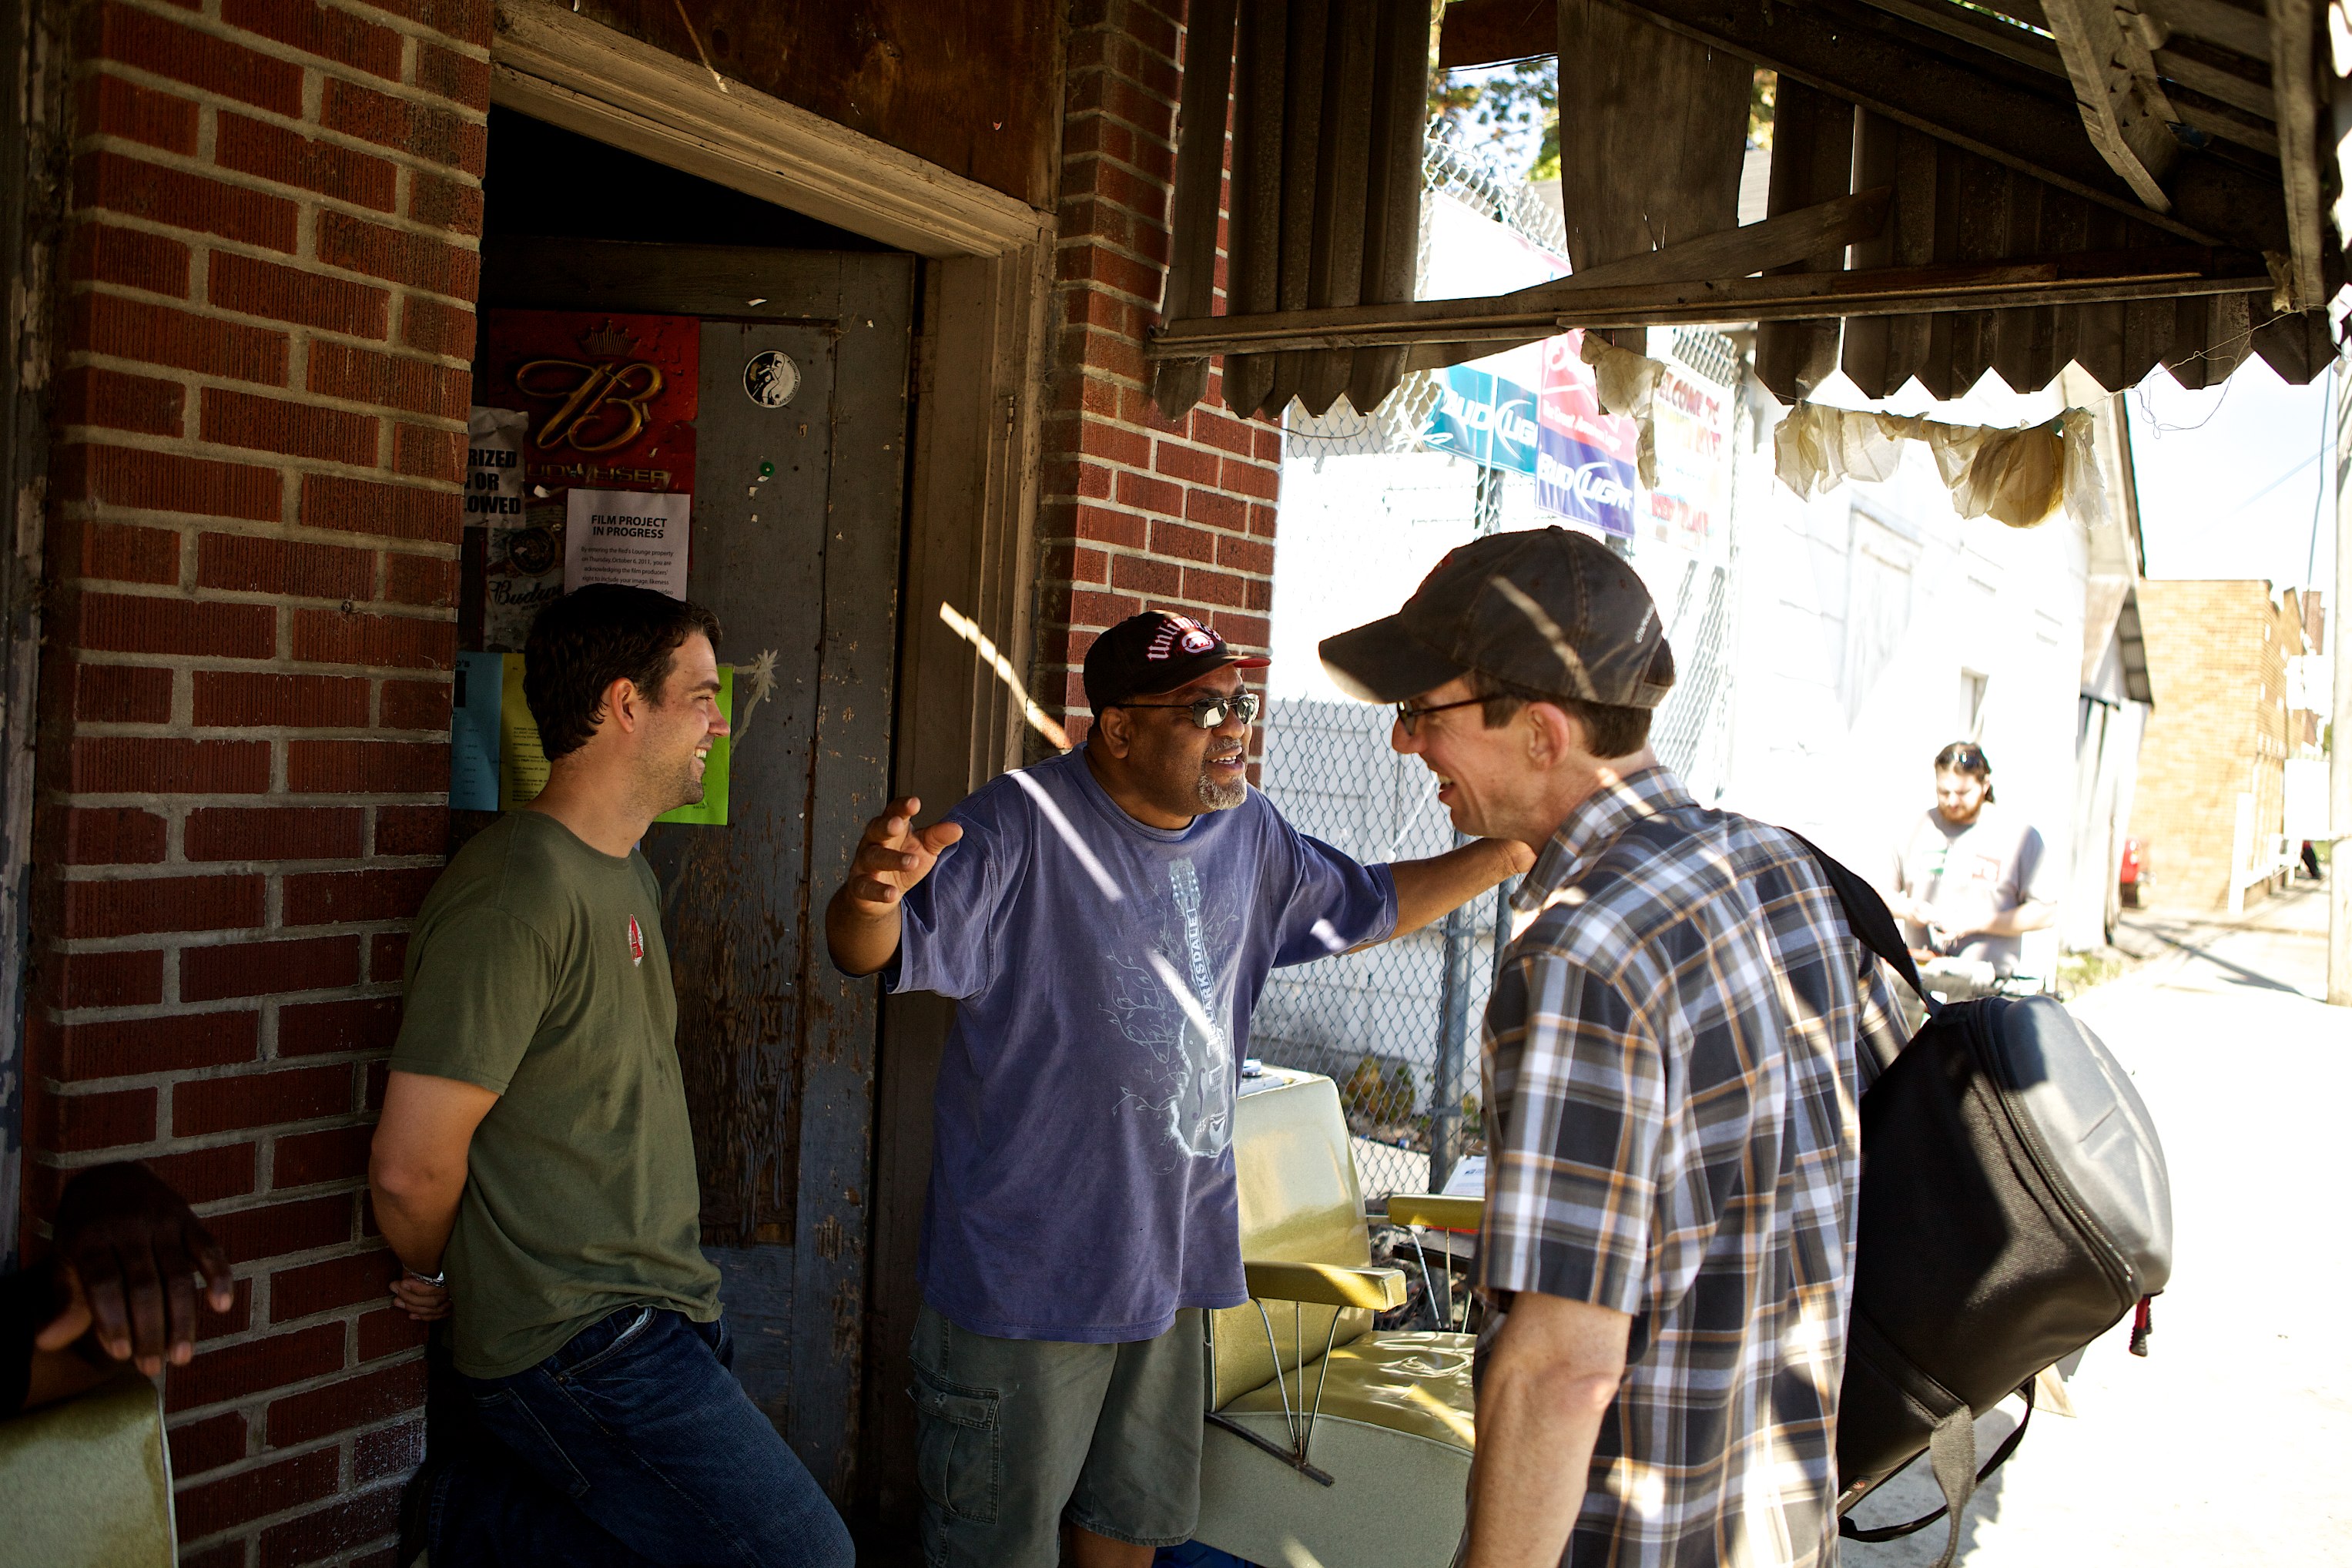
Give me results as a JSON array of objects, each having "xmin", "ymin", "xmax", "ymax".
[
  {"xmin": 0, "ymin": 1370, "xmax": 176, "ymax": 1568},
  {"xmin": 1194, "ymin": 1067, "xmax": 1483, "ymax": 1568}
]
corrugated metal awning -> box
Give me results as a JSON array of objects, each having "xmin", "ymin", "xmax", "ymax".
[{"xmin": 1150, "ymin": 0, "xmax": 2344, "ymax": 417}]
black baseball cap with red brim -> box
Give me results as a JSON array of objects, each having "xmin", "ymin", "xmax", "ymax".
[{"xmin": 1084, "ymin": 611, "xmax": 1270, "ymax": 711}]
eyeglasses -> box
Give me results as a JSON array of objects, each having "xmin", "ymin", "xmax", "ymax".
[
  {"xmin": 1116, "ymin": 692, "xmax": 1263, "ymax": 729},
  {"xmin": 1394, "ymin": 695, "xmax": 1485, "ymax": 736}
]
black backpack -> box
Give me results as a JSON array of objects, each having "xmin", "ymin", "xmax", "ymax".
[{"xmin": 1802, "ymin": 844, "xmax": 2173, "ymax": 1568}]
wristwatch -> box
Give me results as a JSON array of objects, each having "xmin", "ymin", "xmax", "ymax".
[{"xmin": 404, "ymin": 1268, "xmax": 447, "ymax": 1288}]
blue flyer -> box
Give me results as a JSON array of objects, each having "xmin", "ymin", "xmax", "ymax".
[{"xmin": 449, "ymin": 650, "xmax": 503, "ymax": 811}]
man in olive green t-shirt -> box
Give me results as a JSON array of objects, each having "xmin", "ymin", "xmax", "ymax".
[{"xmin": 370, "ymin": 585, "xmax": 851, "ymax": 1568}]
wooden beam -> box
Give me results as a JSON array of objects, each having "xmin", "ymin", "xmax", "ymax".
[
  {"xmin": 1522, "ymin": 187, "xmax": 1894, "ymax": 291},
  {"xmin": 1818, "ymin": 0, "xmax": 2282, "ymax": 153},
  {"xmin": 2167, "ymin": 86, "xmax": 2282, "ymax": 154},
  {"xmin": 1149, "ymin": 251, "xmax": 2271, "ymax": 353},
  {"xmin": 2145, "ymin": 0, "xmax": 2273, "ymax": 57},
  {"xmin": 2266, "ymin": 0, "xmax": 2328, "ymax": 310},
  {"xmin": 1436, "ymin": 0, "xmax": 1556, "ymax": 67},
  {"xmin": 1154, "ymin": 188, "xmax": 1892, "ymax": 354},
  {"xmin": 1844, "ymin": 0, "xmax": 2069, "ymax": 79},
  {"xmin": 1838, "ymin": 0, "xmax": 2281, "ymax": 126},
  {"xmin": 2151, "ymin": 46, "xmax": 2276, "ymax": 119},
  {"xmin": 2042, "ymin": 0, "xmax": 2186, "ymax": 209},
  {"xmin": 490, "ymin": 0, "xmax": 1047, "ymax": 259},
  {"xmin": 1971, "ymin": 0, "xmax": 2053, "ymax": 26},
  {"xmin": 1439, "ymin": 0, "xmax": 2293, "ymax": 253}
]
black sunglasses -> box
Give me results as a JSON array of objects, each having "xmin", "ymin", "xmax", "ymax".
[
  {"xmin": 1394, "ymin": 695, "xmax": 1484, "ymax": 736},
  {"xmin": 1116, "ymin": 692, "xmax": 1263, "ymax": 729}
]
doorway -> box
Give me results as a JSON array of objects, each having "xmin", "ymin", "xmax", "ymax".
[{"xmin": 470, "ymin": 112, "xmax": 916, "ymax": 1497}]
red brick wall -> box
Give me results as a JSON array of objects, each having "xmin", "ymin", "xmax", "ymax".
[
  {"xmin": 2132, "ymin": 579, "xmax": 2290, "ymax": 910},
  {"xmin": 27, "ymin": 2, "xmax": 488, "ymax": 1563},
  {"xmin": 1037, "ymin": 0, "xmax": 1283, "ymax": 744}
]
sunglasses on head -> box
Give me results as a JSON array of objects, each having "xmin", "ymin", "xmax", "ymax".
[{"xmin": 1115, "ymin": 692, "xmax": 1263, "ymax": 729}]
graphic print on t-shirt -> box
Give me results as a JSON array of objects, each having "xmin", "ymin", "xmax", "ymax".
[
  {"xmin": 1166, "ymin": 859, "xmax": 1231, "ymax": 1158},
  {"xmin": 1105, "ymin": 856, "xmax": 1238, "ymax": 1165}
]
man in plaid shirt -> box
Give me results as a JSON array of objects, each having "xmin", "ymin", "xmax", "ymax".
[{"xmin": 1322, "ymin": 528, "xmax": 1903, "ymax": 1567}]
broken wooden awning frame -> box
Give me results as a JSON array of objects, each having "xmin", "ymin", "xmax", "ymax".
[{"xmin": 1149, "ymin": 0, "xmax": 2347, "ymax": 420}]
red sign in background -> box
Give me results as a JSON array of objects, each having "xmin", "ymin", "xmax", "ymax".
[{"xmin": 481, "ymin": 310, "xmax": 699, "ymax": 498}]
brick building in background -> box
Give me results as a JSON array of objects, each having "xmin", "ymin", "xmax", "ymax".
[
  {"xmin": 2131, "ymin": 580, "xmax": 2310, "ymax": 910},
  {"xmin": 0, "ymin": 0, "xmax": 1278, "ymax": 1561}
]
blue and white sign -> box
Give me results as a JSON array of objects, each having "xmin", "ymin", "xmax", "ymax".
[
  {"xmin": 1426, "ymin": 367, "xmax": 1494, "ymax": 467},
  {"xmin": 1533, "ymin": 334, "xmax": 1640, "ymax": 538},
  {"xmin": 1424, "ymin": 367, "xmax": 1540, "ymax": 476},
  {"xmin": 1533, "ymin": 427, "xmax": 1639, "ymax": 538}
]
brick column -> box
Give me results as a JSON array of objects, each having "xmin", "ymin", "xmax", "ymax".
[
  {"xmin": 27, "ymin": 2, "xmax": 487, "ymax": 1562},
  {"xmin": 1037, "ymin": 0, "xmax": 1284, "ymax": 746}
]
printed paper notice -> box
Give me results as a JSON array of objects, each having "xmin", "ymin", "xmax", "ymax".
[{"xmin": 565, "ymin": 487, "xmax": 690, "ymax": 599}]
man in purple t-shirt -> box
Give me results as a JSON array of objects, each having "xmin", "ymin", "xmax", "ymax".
[{"xmin": 827, "ymin": 610, "xmax": 1528, "ymax": 1568}]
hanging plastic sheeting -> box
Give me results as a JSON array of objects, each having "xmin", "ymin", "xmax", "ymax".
[
  {"xmin": 1772, "ymin": 403, "xmax": 2108, "ymax": 528},
  {"xmin": 1151, "ymin": 0, "xmax": 1429, "ymax": 424},
  {"xmin": 1580, "ymin": 333, "xmax": 1667, "ymax": 487}
]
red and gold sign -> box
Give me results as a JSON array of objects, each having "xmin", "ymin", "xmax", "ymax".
[{"xmin": 481, "ymin": 310, "xmax": 699, "ymax": 495}]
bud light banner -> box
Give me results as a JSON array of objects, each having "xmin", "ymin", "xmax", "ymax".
[
  {"xmin": 1426, "ymin": 366, "xmax": 1542, "ymax": 476},
  {"xmin": 1534, "ymin": 333, "xmax": 1640, "ymax": 538},
  {"xmin": 1424, "ymin": 366, "xmax": 1491, "ymax": 466}
]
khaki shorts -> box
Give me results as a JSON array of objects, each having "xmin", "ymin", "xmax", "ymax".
[{"xmin": 909, "ymin": 1302, "xmax": 1204, "ymax": 1568}]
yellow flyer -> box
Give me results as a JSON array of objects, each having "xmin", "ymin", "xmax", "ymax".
[{"xmin": 496, "ymin": 653, "xmax": 731, "ymax": 826}]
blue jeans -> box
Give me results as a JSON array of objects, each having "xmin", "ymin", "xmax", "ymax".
[{"xmin": 425, "ymin": 1305, "xmax": 853, "ymax": 1568}]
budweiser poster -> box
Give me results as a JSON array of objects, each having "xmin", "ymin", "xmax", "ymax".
[{"xmin": 474, "ymin": 310, "xmax": 699, "ymax": 644}]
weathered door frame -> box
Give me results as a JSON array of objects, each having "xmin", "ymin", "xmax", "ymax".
[
  {"xmin": 488, "ymin": 2, "xmax": 1051, "ymax": 803},
  {"xmin": 0, "ymin": 0, "xmax": 62, "ymax": 1266},
  {"xmin": 487, "ymin": 0, "xmax": 1058, "ymax": 1521}
]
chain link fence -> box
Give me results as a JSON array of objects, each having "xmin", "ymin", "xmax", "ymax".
[
  {"xmin": 1252, "ymin": 704, "xmax": 1508, "ymax": 1199},
  {"xmin": 1250, "ymin": 544, "xmax": 1739, "ymax": 1202},
  {"xmin": 1250, "ymin": 126, "xmax": 1747, "ymax": 1201}
]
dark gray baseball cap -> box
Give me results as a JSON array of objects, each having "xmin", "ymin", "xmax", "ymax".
[{"xmin": 1318, "ymin": 526, "xmax": 1676, "ymax": 709}]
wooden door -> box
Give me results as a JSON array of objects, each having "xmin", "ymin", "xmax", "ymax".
[{"xmin": 480, "ymin": 239, "xmax": 913, "ymax": 1498}]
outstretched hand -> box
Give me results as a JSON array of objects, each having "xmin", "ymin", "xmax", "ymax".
[
  {"xmin": 39, "ymin": 1162, "xmax": 235, "ymax": 1375},
  {"xmin": 843, "ymin": 796, "xmax": 964, "ymax": 913}
]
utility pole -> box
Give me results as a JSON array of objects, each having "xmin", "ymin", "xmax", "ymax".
[
  {"xmin": 1429, "ymin": 879, "xmax": 1473, "ymax": 1194},
  {"xmin": 2330, "ymin": 353, "xmax": 2352, "ymax": 1003}
]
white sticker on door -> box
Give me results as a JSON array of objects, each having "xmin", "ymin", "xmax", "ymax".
[{"xmin": 743, "ymin": 350, "xmax": 800, "ymax": 408}]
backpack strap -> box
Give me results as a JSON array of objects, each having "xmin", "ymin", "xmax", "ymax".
[
  {"xmin": 1839, "ymin": 1379, "xmax": 2037, "ymax": 1566},
  {"xmin": 1787, "ymin": 833, "xmax": 1937, "ymax": 1010}
]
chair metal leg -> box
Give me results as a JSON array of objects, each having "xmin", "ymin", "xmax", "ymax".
[
  {"xmin": 1406, "ymin": 1227, "xmax": 1451, "ymax": 1328},
  {"xmin": 1244, "ymin": 1296, "xmax": 1350, "ymax": 1478}
]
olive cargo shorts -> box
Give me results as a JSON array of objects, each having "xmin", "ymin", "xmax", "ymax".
[{"xmin": 908, "ymin": 1302, "xmax": 1205, "ymax": 1568}]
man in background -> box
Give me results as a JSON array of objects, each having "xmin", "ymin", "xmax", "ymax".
[
  {"xmin": 1322, "ymin": 528, "xmax": 1904, "ymax": 1567},
  {"xmin": 828, "ymin": 608, "xmax": 1528, "ymax": 1568},
  {"xmin": 1888, "ymin": 739, "xmax": 2056, "ymax": 980},
  {"xmin": 374, "ymin": 584, "xmax": 849, "ymax": 1568}
]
